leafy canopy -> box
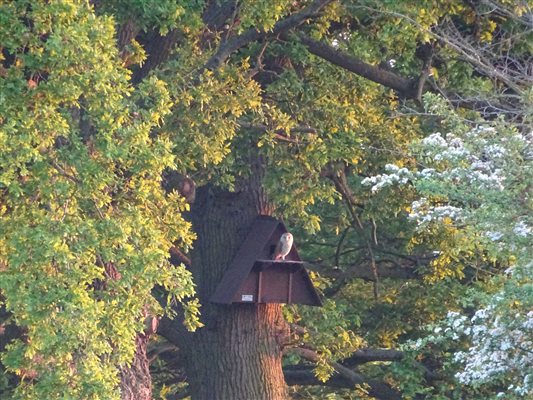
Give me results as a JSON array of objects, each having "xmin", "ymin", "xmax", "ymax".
[{"xmin": 0, "ymin": 2, "xmax": 199, "ymax": 399}]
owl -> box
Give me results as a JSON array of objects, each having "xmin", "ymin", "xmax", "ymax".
[{"xmin": 273, "ymin": 232, "xmax": 293, "ymax": 260}]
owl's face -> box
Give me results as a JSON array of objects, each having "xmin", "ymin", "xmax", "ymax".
[{"xmin": 281, "ymin": 232, "xmax": 293, "ymax": 243}]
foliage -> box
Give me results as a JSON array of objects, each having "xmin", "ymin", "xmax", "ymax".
[
  {"xmin": 1, "ymin": 0, "xmax": 532, "ymax": 398},
  {"xmin": 98, "ymin": 0, "xmax": 204, "ymax": 34},
  {"xmin": 0, "ymin": 1, "xmax": 200, "ymax": 399},
  {"xmin": 364, "ymin": 93, "xmax": 532, "ymax": 397},
  {"xmin": 286, "ymin": 299, "xmax": 364, "ymax": 381}
]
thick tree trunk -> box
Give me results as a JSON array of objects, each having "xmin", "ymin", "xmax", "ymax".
[
  {"xmin": 178, "ymin": 184, "xmax": 289, "ymax": 400},
  {"xmin": 185, "ymin": 304, "xmax": 288, "ymax": 399}
]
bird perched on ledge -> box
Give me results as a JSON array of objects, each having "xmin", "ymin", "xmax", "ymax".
[{"xmin": 273, "ymin": 232, "xmax": 293, "ymax": 260}]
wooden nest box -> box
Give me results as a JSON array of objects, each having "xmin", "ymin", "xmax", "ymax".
[{"xmin": 210, "ymin": 216, "xmax": 322, "ymax": 306}]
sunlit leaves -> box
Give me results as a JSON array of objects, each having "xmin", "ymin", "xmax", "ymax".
[
  {"xmin": 98, "ymin": 0, "xmax": 204, "ymax": 35},
  {"xmin": 0, "ymin": 2, "xmax": 199, "ymax": 398}
]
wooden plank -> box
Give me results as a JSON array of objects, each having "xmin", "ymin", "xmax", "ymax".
[
  {"xmin": 258, "ymin": 270, "xmax": 263, "ymax": 303},
  {"xmin": 288, "ymin": 272, "xmax": 293, "ymax": 304}
]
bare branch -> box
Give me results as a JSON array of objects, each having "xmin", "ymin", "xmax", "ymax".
[
  {"xmin": 293, "ymin": 16, "xmax": 528, "ymax": 120},
  {"xmin": 326, "ymin": 167, "xmax": 382, "ymax": 298},
  {"xmin": 169, "ymin": 246, "xmax": 191, "ymax": 268},
  {"xmin": 353, "ymin": 5, "xmax": 531, "ymax": 94}
]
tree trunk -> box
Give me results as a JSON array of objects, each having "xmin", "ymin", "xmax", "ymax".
[
  {"xmin": 119, "ymin": 334, "xmax": 152, "ymax": 400},
  {"xmin": 178, "ymin": 184, "xmax": 289, "ymax": 400}
]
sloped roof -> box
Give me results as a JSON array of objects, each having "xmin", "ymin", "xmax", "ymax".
[{"xmin": 211, "ymin": 215, "xmax": 321, "ymax": 305}]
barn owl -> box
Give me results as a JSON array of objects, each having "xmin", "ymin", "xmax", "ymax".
[{"xmin": 274, "ymin": 232, "xmax": 293, "ymax": 260}]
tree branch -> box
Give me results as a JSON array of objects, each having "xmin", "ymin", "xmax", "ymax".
[
  {"xmin": 169, "ymin": 246, "xmax": 191, "ymax": 268},
  {"xmin": 295, "ymin": 33, "xmax": 417, "ymax": 98},
  {"xmin": 316, "ymin": 260, "xmax": 418, "ymax": 282},
  {"xmin": 294, "ymin": 32, "xmax": 518, "ymax": 118},
  {"xmin": 201, "ymin": 0, "xmax": 334, "ymax": 72},
  {"xmin": 239, "ymin": 121, "xmax": 317, "ymax": 143},
  {"xmin": 287, "ymin": 348, "xmax": 402, "ymax": 399},
  {"xmin": 318, "ymin": 260, "xmax": 418, "ymax": 298},
  {"xmin": 283, "ymin": 366, "xmax": 401, "ymax": 397},
  {"xmin": 326, "ymin": 166, "xmax": 381, "ymax": 298},
  {"xmin": 342, "ymin": 348, "xmax": 404, "ymax": 366}
]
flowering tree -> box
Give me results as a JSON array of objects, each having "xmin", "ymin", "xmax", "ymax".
[
  {"xmin": 364, "ymin": 94, "xmax": 532, "ymax": 397},
  {"xmin": 1, "ymin": 1, "xmax": 531, "ymax": 399}
]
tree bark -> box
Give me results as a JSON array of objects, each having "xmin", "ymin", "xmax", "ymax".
[
  {"xmin": 119, "ymin": 334, "xmax": 152, "ymax": 400},
  {"xmin": 170, "ymin": 184, "xmax": 288, "ymax": 400}
]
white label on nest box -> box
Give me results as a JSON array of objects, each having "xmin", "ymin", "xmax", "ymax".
[{"xmin": 242, "ymin": 294, "xmax": 254, "ymax": 302}]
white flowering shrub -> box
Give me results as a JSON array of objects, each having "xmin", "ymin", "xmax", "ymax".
[
  {"xmin": 408, "ymin": 292, "xmax": 533, "ymax": 398},
  {"xmin": 453, "ymin": 305, "xmax": 533, "ymax": 397},
  {"xmin": 365, "ymin": 94, "xmax": 533, "ymax": 397},
  {"xmin": 363, "ymin": 96, "xmax": 532, "ymax": 256}
]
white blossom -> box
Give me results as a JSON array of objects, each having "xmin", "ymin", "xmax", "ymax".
[
  {"xmin": 485, "ymin": 231, "xmax": 504, "ymax": 241},
  {"xmin": 421, "ymin": 132, "xmax": 448, "ymax": 147},
  {"xmin": 513, "ymin": 221, "xmax": 531, "ymax": 237},
  {"xmin": 361, "ymin": 164, "xmax": 414, "ymax": 192},
  {"xmin": 484, "ymin": 144, "xmax": 506, "ymax": 159},
  {"xmin": 408, "ymin": 199, "xmax": 463, "ymax": 226}
]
